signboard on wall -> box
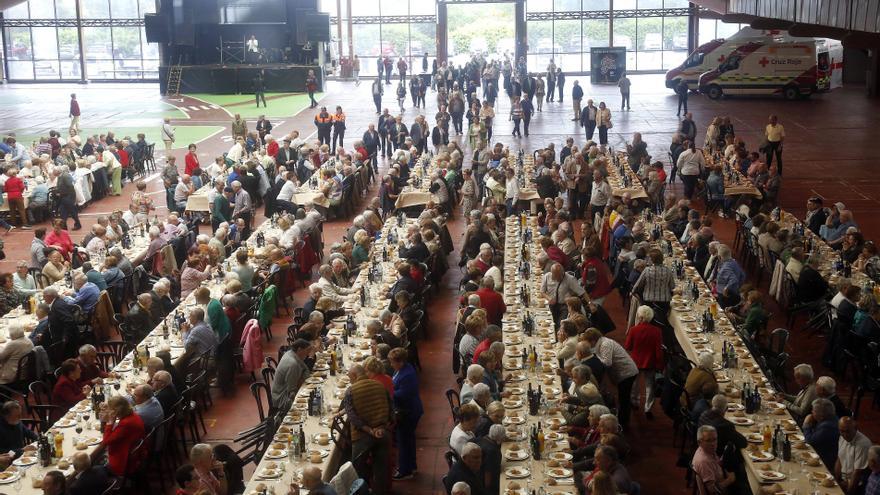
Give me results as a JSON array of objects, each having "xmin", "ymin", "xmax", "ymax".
[{"xmin": 590, "ymin": 47, "xmax": 627, "ymax": 84}]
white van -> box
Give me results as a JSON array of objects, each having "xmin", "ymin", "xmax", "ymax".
[
  {"xmin": 665, "ymin": 27, "xmax": 801, "ymax": 90},
  {"xmin": 697, "ymin": 38, "xmax": 843, "ymax": 99}
]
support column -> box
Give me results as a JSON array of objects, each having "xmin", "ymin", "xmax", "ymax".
[
  {"xmin": 515, "ymin": 0, "xmax": 526, "ymax": 62},
  {"xmin": 868, "ymin": 48, "xmax": 880, "ymax": 98},
  {"xmin": 75, "ymin": 0, "xmax": 87, "ymax": 82},
  {"xmin": 336, "ymin": 0, "xmax": 343, "ymax": 65},
  {"xmin": 437, "ymin": 2, "xmax": 447, "ymax": 63},
  {"xmin": 688, "ymin": 2, "xmax": 698, "ymax": 53},
  {"xmin": 346, "ymin": 0, "xmax": 353, "ymax": 60}
]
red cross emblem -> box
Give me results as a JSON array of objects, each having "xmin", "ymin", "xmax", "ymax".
[
  {"xmin": 717, "ymin": 54, "xmax": 726, "ymax": 63},
  {"xmin": 758, "ymin": 57, "xmax": 770, "ymax": 67}
]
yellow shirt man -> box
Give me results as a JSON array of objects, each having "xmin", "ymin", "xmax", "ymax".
[{"xmin": 766, "ymin": 123, "xmax": 785, "ymax": 143}]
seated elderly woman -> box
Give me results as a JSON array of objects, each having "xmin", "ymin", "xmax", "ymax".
[
  {"xmin": 460, "ymin": 364, "xmax": 485, "ymax": 404},
  {"xmin": 180, "ymin": 253, "xmax": 214, "ymax": 300},
  {"xmin": 352, "ymin": 230, "xmax": 371, "ymax": 266},
  {"xmin": 682, "ymin": 352, "xmax": 718, "ymax": 415},
  {"xmin": 0, "ymin": 323, "xmax": 34, "ymax": 384},
  {"xmin": 53, "ymin": 358, "xmax": 91, "ymax": 412},
  {"xmin": 561, "ymin": 365, "xmax": 603, "ymax": 427}
]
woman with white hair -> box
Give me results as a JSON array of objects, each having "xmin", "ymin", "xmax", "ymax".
[
  {"xmin": 460, "ymin": 364, "xmax": 485, "ymax": 404},
  {"xmin": 624, "ymin": 305, "xmax": 664, "ymax": 417},
  {"xmin": 0, "ymin": 323, "xmax": 34, "ymax": 384},
  {"xmin": 777, "ymin": 363, "xmax": 817, "ymax": 422},
  {"xmin": 682, "ymin": 352, "xmax": 718, "ymax": 411}
]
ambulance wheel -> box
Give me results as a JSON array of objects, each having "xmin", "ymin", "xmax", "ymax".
[
  {"xmin": 706, "ymin": 85, "xmax": 723, "ymax": 100},
  {"xmin": 783, "ymin": 85, "xmax": 800, "ymax": 101}
]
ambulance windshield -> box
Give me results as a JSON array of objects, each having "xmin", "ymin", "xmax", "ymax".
[{"xmin": 682, "ymin": 51, "xmax": 705, "ymax": 68}]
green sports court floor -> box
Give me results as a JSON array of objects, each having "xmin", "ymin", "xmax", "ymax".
[{"xmin": 185, "ymin": 92, "xmax": 323, "ymax": 119}]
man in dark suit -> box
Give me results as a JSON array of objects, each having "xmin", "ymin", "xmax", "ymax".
[
  {"xmin": 805, "ymin": 197, "xmax": 829, "ymax": 236},
  {"xmin": 409, "ymin": 117, "xmax": 426, "ymax": 154},
  {"xmin": 796, "ymin": 256, "xmax": 830, "ymax": 304},
  {"xmin": 276, "ymin": 138, "xmax": 296, "ymax": 169},
  {"xmin": 446, "ymin": 442, "xmax": 486, "ymax": 495},
  {"xmin": 475, "ymin": 426, "xmax": 503, "ymax": 495},
  {"xmin": 362, "ymin": 124, "xmax": 380, "ymax": 162},
  {"xmin": 152, "ymin": 370, "xmax": 178, "ymax": 415},
  {"xmin": 126, "ymin": 293, "xmax": 158, "ymax": 341},
  {"xmin": 387, "ymin": 264, "xmax": 420, "ymax": 310},
  {"xmin": 68, "ymin": 452, "xmax": 113, "ymax": 495},
  {"xmin": 393, "ymin": 291, "xmax": 420, "ymax": 333},
  {"xmin": 399, "ymin": 232, "xmax": 429, "ymax": 264},
  {"xmin": 41, "ymin": 287, "xmax": 77, "ymax": 360}
]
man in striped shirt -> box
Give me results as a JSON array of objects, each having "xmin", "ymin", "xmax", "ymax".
[{"xmin": 632, "ymin": 249, "xmax": 675, "ymax": 323}]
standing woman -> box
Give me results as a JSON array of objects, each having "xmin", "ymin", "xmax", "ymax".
[
  {"xmin": 466, "ymin": 102, "xmax": 481, "ymax": 150},
  {"xmin": 510, "ymin": 98, "xmax": 523, "ymax": 138},
  {"xmin": 460, "ymin": 168, "xmax": 477, "ymax": 217},
  {"xmin": 623, "ymin": 305, "xmax": 664, "ymax": 417},
  {"xmin": 479, "ymin": 101, "xmax": 495, "ymax": 142},
  {"xmin": 389, "ymin": 347, "xmax": 423, "ymax": 480},
  {"xmin": 596, "ymin": 101, "xmax": 612, "ymax": 146},
  {"xmin": 704, "ymin": 117, "xmax": 721, "ymax": 152},
  {"xmin": 184, "ymin": 144, "xmax": 200, "ymax": 176},
  {"xmin": 305, "ymin": 70, "xmax": 318, "ymax": 108}
]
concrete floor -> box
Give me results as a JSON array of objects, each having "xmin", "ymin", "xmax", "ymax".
[{"xmin": 2, "ymin": 75, "xmax": 880, "ymax": 494}]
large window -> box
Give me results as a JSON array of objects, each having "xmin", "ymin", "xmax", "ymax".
[
  {"xmin": 324, "ymin": 0, "xmax": 439, "ymax": 77},
  {"xmin": 526, "ymin": 0, "xmax": 691, "ymax": 73},
  {"xmin": 2, "ymin": 0, "xmax": 157, "ymax": 81},
  {"xmin": 698, "ymin": 19, "xmax": 746, "ymax": 46}
]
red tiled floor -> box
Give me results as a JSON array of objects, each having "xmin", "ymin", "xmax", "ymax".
[{"xmin": 3, "ymin": 75, "xmax": 880, "ymax": 494}]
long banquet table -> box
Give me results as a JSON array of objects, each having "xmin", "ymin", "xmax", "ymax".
[
  {"xmin": 241, "ymin": 215, "xmax": 421, "ymax": 492},
  {"xmin": 635, "ymin": 212, "xmax": 845, "ymax": 494},
  {"xmin": 495, "ymin": 214, "xmax": 578, "ymax": 494},
  {"xmin": 1, "ymin": 221, "xmax": 269, "ymax": 493}
]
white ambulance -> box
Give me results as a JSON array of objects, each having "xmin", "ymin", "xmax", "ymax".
[
  {"xmin": 664, "ymin": 27, "xmax": 790, "ymax": 91},
  {"xmin": 697, "ymin": 37, "xmax": 843, "ymax": 100}
]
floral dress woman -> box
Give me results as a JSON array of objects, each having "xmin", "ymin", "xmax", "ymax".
[{"xmin": 460, "ymin": 171, "xmax": 477, "ymax": 216}]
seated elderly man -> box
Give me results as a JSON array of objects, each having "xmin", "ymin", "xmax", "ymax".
[
  {"xmin": 67, "ymin": 451, "xmax": 112, "ymax": 495},
  {"xmin": 803, "ymin": 398, "xmax": 841, "ymax": 469},
  {"xmin": 0, "ymin": 401, "xmax": 38, "ymax": 459},
  {"xmin": 125, "ymin": 293, "xmax": 157, "ymax": 341},
  {"xmin": 836, "ymin": 417, "xmax": 872, "ymax": 492},
  {"xmin": 691, "ymin": 425, "xmax": 736, "ymax": 494},
  {"xmin": 76, "ymin": 344, "xmax": 110, "ymax": 385},
  {"xmin": 149, "ymin": 278, "xmax": 176, "ymax": 322},
  {"xmin": 581, "ymin": 445, "xmax": 634, "ymax": 495},
  {"xmin": 776, "ymin": 363, "xmax": 817, "ymax": 424},
  {"xmin": 180, "ymin": 307, "xmax": 218, "ymax": 358},
  {"xmin": 63, "ymin": 272, "xmax": 99, "ymax": 312},
  {"xmin": 816, "ymin": 376, "xmax": 851, "ymax": 419},
  {"xmin": 821, "ymin": 210, "xmax": 857, "ymax": 248},
  {"xmin": 447, "ymin": 442, "xmax": 486, "ymax": 495},
  {"xmin": 131, "ymin": 384, "xmax": 164, "ymax": 433},
  {"xmin": 152, "ymin": 370, "xmax": 178, "ymax": 416},
  {"xmin": 329, "ymin": 258, "xmax": 351, "ymax": 288}
]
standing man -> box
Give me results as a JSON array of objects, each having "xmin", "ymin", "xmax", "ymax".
[
  {"xmin": 556, "ymin": 68, "xmax": 566, "ymax": 104},
  {"xmin": 161, "ymin": 118, "xmax": 175, "ymax": 153},
  {"xmin": 371, "ymin": 77, "xmax": 384, "ymax": 114},
  {"xmin": 362, "ymin": 124, "xmax": 380, "ymax": 163},
  {"xmin": 69, "ymin": 93, "xmax": 80, "ymax": 134},
  {"xmin": 580, "ymin": 99, "xmax": 597, "ymax": 141},
  {"xmin": 378, "ymin": 109, "xmax": 393, "ymax": 159},
  {"xmin": 546, "ymin": 62, "xmax": 556, "ymax": 102},
  {"xmin": 306, "ymin": 69, "xmax": 319, "ymax": 108},
  {"xmin": 254, "ymin": 73, "xmax": 267, "ymax": 107},
  {"xmin": 521, "ymin": 95, "xmax": 534, "ymax": 137},
  {"xmin": 256, "ymin": 114, "xmax": 272, "ymax": 141},
  {"xmin": 344, "ymin": 364, "xmax": 393, "ymax": 494},
  {"xmin": 352, "ymin": 55, "xmax": 361, "ymax": 86},
  {"xmin": 231, "ymin": 180, "xmax": 253, "ymax": 237},
  {"xmin": 589, "ymin": 170, "xmax": 612, "ymax": 220},
  {"xmin": 676, "ymin": 79, "xmax": 689, "ymax": 116},
  {"xmin": 246, "ymin": 35, "xmax": 259, "ymax": 64},
  {"xmin": 314, "ymin": 106, "xmax": 332, "ymax": 147},
  {"xmin": 231, "ymin": 113, "xmax": 247, "ymax": 141},
  {"xmin": 54, "ymin": 166, "xmax": 81, "ymax": 230},
  {"xmin": 383, "ymin": 56, "xmax": 393, "ymax": 84},
  {"xmin": 331, "ymin": 106, "xmax": 346, "ymax": 153},
  {"xmin": 571, "ymin": 80, "xmax": 583, "ymax": 121},
  {"xmin": 618, "ymin": 72, "xmax": 632, "ymax": 111},
  {"xmin": 397, "ymin": 57, "xmax": 408, "ymax": 83},
  {"xmin": 679, "ymin": 112, "xmax": 697, "ymax": 143},
  {"xmin": 765, "ymin": 114, "xmax": 785, "ymax": 175}
]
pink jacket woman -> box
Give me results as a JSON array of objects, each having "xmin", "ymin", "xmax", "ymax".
[{"xmin": 240, "ymin": 318, "xmax": 263, "ymax": 373}]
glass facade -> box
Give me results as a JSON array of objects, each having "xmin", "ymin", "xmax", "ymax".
[
  {"xmin": 2, "ymin": 0, "xmax": 157, "ymax": 81},
  {"xmin": 525, "ymin": 0, "xmax": 690, "ymax": 72},
  {"xmin": 698, "ymin": 18, "xmax": 746, "ymax": 46},
  {"xmin": 323, "ymin": 0, "xmax": 437, "ymax": 77}
]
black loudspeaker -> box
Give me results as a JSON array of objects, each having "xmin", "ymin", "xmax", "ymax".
[
  {"xmin": 305, "ymin": 12, "xmax": 330, "ymax": 42},
  {"xmin": 173, "ymin": 0, "xmax": 195, "ymax": 46},
  {"xmin": 144, "ymin": 13, "xmax": 169, "ymax": 43}
]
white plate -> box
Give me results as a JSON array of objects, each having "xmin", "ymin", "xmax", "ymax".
[
  {"xmin": 679, "ymin": 315, "xmax": 696, "ymax": 322},
  {"xmin": 504, "ymin": 449, "xmax": 529, "ymax": 461},
  {"xmin": 548, "ymin": 452, "xmax": 573, "ymax": 461},
  {"xmin": 730, "ymin": 417, "xmax": 755, "ymax": 426},
  {"xmin": 257, "ymin": 469, "xmax": 283, "ymax": 479},
  {"xmin": 748, "ymin": 450, "xmax": 774, "ymax": 462},
  {"xmin": 503, "ymin": 416, "xmax": 526, "ymax": 425},
  {"xmin": 0, "ymin": 471, "xmax": 20, "ymax": 484},
  {"xmin": 546, "ymin": 468, "xmax": 573, "ymax": 478},
  {"xmin": 504, "ymin": 467, "xmax": 530, "ymax": 479},
  {"xmin": 13, "ymin": 456, "xmax": 37, "ymax": 466},
  {"xmin": 757, "ymin": 470, "xmax": 786, "ymax": 482},
  {"xmin": 264, "ymin": 449, "xmax": 288, "ymax": 459},
  {"xmin": 503, "ymin": 400, "xmax": 524, "ymax": 409}
]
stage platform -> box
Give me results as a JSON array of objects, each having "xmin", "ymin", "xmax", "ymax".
[{"xmin": 159, "ymin": 64, "xmax": 322, "ymax": 95}]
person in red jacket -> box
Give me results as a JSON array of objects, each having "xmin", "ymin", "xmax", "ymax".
[
  {"xmin": 474, "ymin": 277, "xmax": 506, "ymax": 326},
  {"xmin": 623, "ymin": 305, "xmax": 664, "ymax": 418},
  {"xmin": 184, "ymin": 144, "xmax": 200, "ymax": 176},
  {"xmin": 580, "ymin": 244, "xmax": 613, "ymax": 304},
  {"xmin": 100, "ymin": 395, "xmax": 146, "ymax": 476},
  {"xmin": 52, "ymin": 359, "xmax": 91, "ymax": 413},
  {"xmin": 3, "ymin": 168, "xmax": 29, "ymax": 228}
]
